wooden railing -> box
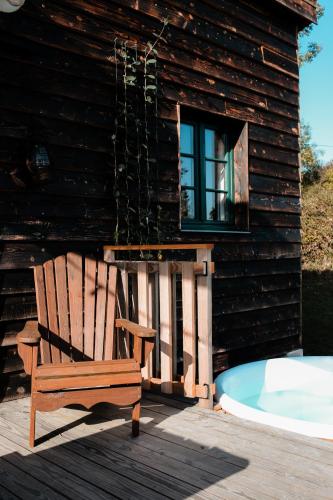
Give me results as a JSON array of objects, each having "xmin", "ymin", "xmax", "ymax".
[{"xmin": 104, "ymin": 244, "xmax": 215, "ymax": 408}]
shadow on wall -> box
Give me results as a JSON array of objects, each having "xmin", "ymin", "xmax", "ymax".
[
  {"xmin": 0, "ymin": 398, "xmax": 249, "ymax": 498},
  {"xmin": 302, "ymin": 270, "xmax": 333, "ymax": 355}
]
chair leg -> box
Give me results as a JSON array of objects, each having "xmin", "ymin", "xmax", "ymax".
[
  {"xmin": 30, "ymin": 403, "xmax": 36, "ymax": 448},
  {"xmin": 132, "ymin": 401, "xmax": 140, "ymax": 437}
]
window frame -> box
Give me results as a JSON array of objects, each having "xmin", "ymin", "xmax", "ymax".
[{"xmin": 180, "ymin": 120, "xmax": 235, "ymax": 232}]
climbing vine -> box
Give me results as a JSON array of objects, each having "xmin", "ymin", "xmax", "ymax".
[{"xmin": 109, "ymin": 19, "xmax": 168, "ymax": 246}]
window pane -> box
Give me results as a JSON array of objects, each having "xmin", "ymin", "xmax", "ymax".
[
  {"xmin": 206, "ymin": 161, "xmax": 226, "ymax": 191},
  {"xmin": 205, "ymin": 129, "xmax": 225, "ymax": 160},
  {"xmin": 181, "ymin": 157, "xmax": 194, "ymax": 187},
  {"xmin": 180, "ymin": 124, "xmax": 194, "ymax": 155},
  {"xmin": 181, "ymin": 189, "xmax": 195, "ymax": 219},
  {"xmin": 206, "ymin": 192, "xmax": 226, "ymax": 221}
]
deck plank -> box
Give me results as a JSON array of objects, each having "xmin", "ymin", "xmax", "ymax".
[{"xmin": 0, "ymin": 397, "xmax": 332, "ymax": 500}]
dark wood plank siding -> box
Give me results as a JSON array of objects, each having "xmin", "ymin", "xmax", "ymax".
[
  {"xmin": 273, "ymin": 0, "xmax": 317, "ymax": 24},
  {"xmin": 0, "ymin": 0, "xmax": 304, "ymax": 398}
]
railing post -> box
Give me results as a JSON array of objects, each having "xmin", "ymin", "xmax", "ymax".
[
  {"xmin": 138, "ymin": 262, "xmax": 151, "ymax": 388},
  {"xmin": 182, "ymin": 262, "xmax": 196, "ymax": 397},
  {"xmin": 159, "ymin": 261, "xmax": 173, "ymax": 394},
  {"xmin": 196, "ymin": 247, "xmax": 213, "ymax": 409}
]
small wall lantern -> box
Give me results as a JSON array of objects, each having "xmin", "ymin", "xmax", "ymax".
[
  {"xmin": 26, "ymin": 144, "xmax": 51, "ymax": 184},
  {"xmin": 0, "ymin": 0, "xmax": 25, "ymax": 13}
]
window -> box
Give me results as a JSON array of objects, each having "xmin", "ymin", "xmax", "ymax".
[
  {"xmin": 180, "ymin": 121, "xmax": 234, "ymax": 230},
  {"xmin": 179, "ymin": 113, "xmax": 249, "ymax": 232}
]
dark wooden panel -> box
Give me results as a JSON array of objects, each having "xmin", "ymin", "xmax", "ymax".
[
  {"xmin": 213, "ymin": 258, "xmax": 301, "ymax": 278},
  {"xmin": 213, "ymin": 303, "xmax": 300, "ymax": 332},
  {"xmin": 0, "ymin": 0, "xmax": 304, "ymax": 386},
  {"xmin": 214, "ymin": 335, "xmax": 300, "ymax": 373},
  {"xmin": 0, "ymin": 294, "xmax": 36, "ymax": 322},
  {"xmin": 213, "ymin": 273, "xmax": 301, "ymax": 297},
  {"xmin": 213, "ymin": 318, "xmax": 300, "ymax": 353},
  {"xmin": 0, "ymin": 243, "xmax": 103, "ymax": 270},
  {"xmin": 273, "ymin": 0, "xmax": 317, "ymax": 24},
  {"xmin": 250, "ymin": 174, "xmax": 300, "ymax": 197},
  {"xmin": 250, "ymin": 193, "xmax": 301, "ymax": 214},
  {"xmin": 250, "ymin": 142, "xmax": 299, "ymax": 166},
  {"xmin": 250, "ymin": 159, "xmax": 300, "ymax": 182},
  {"xmin": 213, "ymin": 288, "xmax": 300, "ymax": 315},
  {"xmin": 0, "ymin": 270, "xmax": 35, "ymax": 295}
]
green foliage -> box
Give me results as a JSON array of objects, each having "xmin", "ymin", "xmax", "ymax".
[
  {"xmin": 298, "ymin": 2, "xmax": 324, "ymax": 66},
  {"xmin": 300, "ymin": 122, "xmax": 322, "ymax": 184},
  {"xmin": 111, "ymin": 19, "xmax": 168, "ymax": 245},
  {"xmin": 302, "ymin": 165, "xmax": 333, "ymax": 270}
]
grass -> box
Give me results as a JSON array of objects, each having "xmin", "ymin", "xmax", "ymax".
[{"xmin": 302, "ymin": 166, "xmax": 333, "ymax": 355}]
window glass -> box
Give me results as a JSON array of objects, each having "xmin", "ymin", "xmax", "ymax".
[
  {"xmin": 180, "ymin": 124, "xmax": 194, "ymax": 155},
  {"xmin": 181, "ymin": 190, "xmax": 195, "ymax": 219},
  {"xmin": 205, "ymin": 161, "xmax": 226, "ymax": 191},
  {"xmin": 181, "ymin": 157, "xmax": 194, "ymax": 187},
  {"xmin": 205, "ymin": 129, "xmax": 225, "ymax": 160},
  {"xmin": 206, "ymin": 192, "xmax": 226, "ymax": 221}
]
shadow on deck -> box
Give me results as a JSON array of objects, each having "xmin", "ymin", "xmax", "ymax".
[{"xmin": 0, "ymin": 394, "xmax": 332, "ymax": 499}]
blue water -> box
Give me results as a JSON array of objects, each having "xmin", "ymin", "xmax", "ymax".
[{"xmin": 241, "ymin": 391, "xmax": 333, "ymax": 424}]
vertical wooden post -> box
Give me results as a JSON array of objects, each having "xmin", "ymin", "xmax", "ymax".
[
  {"xmin": 138, "ymin": 262, "xmax": 151, "ymax": 387},
  {"xmin": 159, "ymin": 261, "xmax": 173, "ymax": 394},
  {"xmin": 151, "ymin": 272, "xmax": 160, "ymax": 377},
  {"xmin": 196, "ymin": 248, "xmax": 213, "ymax": 409},
  {"xmin": 182, "ymin": 262, "xmax": 196, "ymax": 397},
  {"xmin": 104, "ymin": 249, "xmax": 116, "ymax": 263}
]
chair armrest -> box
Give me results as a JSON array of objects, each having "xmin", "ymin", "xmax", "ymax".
[
  {"xmin": 17, "ymin": 321, "xmax": 40, "ymax": 375},
  {"xmin": 115, "ymin": 319, "xmax": 156, "ymax": 338},
  {"xmin": 116, "ymin": 319, "xmax": 155, "ymax": 367},
  {"xmin": 17, "ymin": 321, "xmax": 41, "ymax": 345}
]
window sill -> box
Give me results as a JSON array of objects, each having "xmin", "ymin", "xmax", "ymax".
[{"xmin": 181, "ymin": 226, "xmax": 251, "ymax": 235}]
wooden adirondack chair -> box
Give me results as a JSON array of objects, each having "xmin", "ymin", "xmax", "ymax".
[{"xmin": 17, "ymin": 253, "xmax": 156, "ymax": 447}]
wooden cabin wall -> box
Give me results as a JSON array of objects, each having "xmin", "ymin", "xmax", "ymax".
[{"xmin": 0, "ymin": 0, "xmax": 302, "ymax": 399}]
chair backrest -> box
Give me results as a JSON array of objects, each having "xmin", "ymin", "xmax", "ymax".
[{"xmin": 34, "ymin": 253, "xmax": 118, "ymax": 364}]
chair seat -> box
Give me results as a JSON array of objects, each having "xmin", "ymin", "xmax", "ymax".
[{"xmin": 35, "ymin": 358, "xmax": 141, "ymax": 392}]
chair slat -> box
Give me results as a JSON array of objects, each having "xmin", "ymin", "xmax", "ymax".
[
  {"xmin": 54, "ymin": 256, "xmax": 70, "ymax": 362},
  {"xmin": 182, "ymin": 262, "xmax": 196, "ymax": 397},
  {"xmin": 67, "ymin": 253, "xmax": 83, "ymax": 359},
  {"xmin": 159, "ymin": 262, "xmax": 173, "ymax": 393},
  {"xmin": 84, "ymin": 256, "xmax": 97, "ymax": 360},
  {"xmin": 138, "ymin": 262, "xmax": 151, "ymax": 382},
  {"xmin": 104, "ymin": 266, "xmax": 117, "ymax": 360},
  {"xmin": 43, "ymin": 260, "xmax": 61, "ymax": 364},
  {"xmin": 94, "ymin": 261, "xmax": 108, "ymax": 360},
  {"xmin": 34, "ymin": 265, "xmax": 50, "ymax": 364},
  {"xmin": 115, "ymin": 266, "xmax": 129, "ymax": 358}
]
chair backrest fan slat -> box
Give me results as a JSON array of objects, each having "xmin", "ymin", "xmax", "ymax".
[
  {"xmin": 34, "ymin": 253, "xmax": 118, "ymax": 365},
  {"xmin": 67, "ymin": 253, "xmax": 83, "ymax": 360},
  {"xmin": 84, "ymin": 256, "xmax": 97, "ymax": 360},
  {"xmin": 54, "ymin": 255, "xmax": 71, "ymax": 362},
  {"xmin": 34, "ymin": 265, "xmax": 51, "ymax": 364}
]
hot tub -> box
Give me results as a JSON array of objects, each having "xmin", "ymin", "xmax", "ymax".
[{"xmin": 215, "ymin": 357, "xmax": 333, "ymax": 439}]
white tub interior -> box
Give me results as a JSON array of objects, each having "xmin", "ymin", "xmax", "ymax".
[{"xmin": 215, "ymin": 356, "xmax": 333, "ymax": 439}]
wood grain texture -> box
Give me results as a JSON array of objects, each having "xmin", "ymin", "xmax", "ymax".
[
  {"xmin": 18, "ymin": 254, "xmax": 154, "ymax": 445},
  {"xmin": 83, "ymin": 256, "xmax": 97, "ymax": 360},
  {"xmin": 0, "ymin": 0, "xmax": 307, "ymax": 393},
  {"xmin": 159, "ymin": 262, "xmax": 173, "ymax": 394},
  {"xmin": 67, "ymin": 253, "xmax": 83, "ymax": 358},
  {"xmin": 182, "ymin": 262, "xmax": 196, "ymax": 397},
  {"xmin": 54, "ymin": 255, "xmax": 70, "ymax": 362}
]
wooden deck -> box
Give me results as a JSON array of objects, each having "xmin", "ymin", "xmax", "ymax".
[{"xmin": 0, "ymin": 394, "xmax": 332, "ymax": 499}]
